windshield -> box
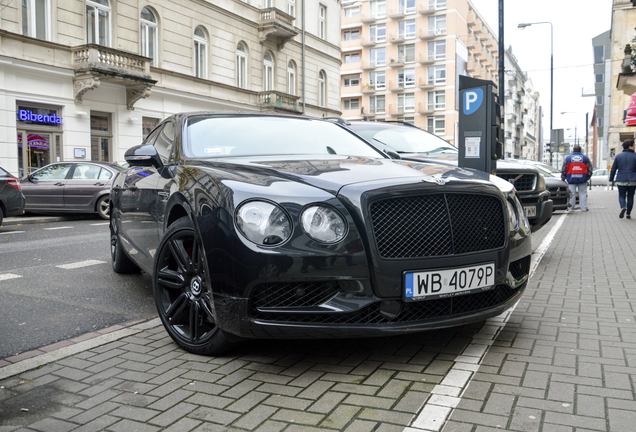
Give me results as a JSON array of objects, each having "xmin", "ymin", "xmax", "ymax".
[
  {"xmin": 352, "ymin": 124, "xmax": 457, "ymax": 154},
  {"xmin": 532, "ymin": 162, "xmax": 560, "ymax": 174},
  {"xmin": 185, "ymin": 116, "xmax": 385, "ymax": 159}
]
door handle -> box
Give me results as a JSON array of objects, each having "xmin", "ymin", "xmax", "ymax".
[
  {"xmin": 94, "ymin": 182, "xmax": 106, "ymax": 187},
  {"xmin": 55, "ymin": 182, "xmax": 64, "ymax": 186}
]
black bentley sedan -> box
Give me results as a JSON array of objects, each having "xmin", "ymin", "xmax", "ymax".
[{"xmin": 111, "ymin": 113, "xmax": 532, "ymax": 355}]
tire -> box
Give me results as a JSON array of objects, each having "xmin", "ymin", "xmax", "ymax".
[
  {"xmin": 0, "ymin": 206, "xmax": 4, "ymax": 227},
  {"xmin": 110, "ymin": 217, "xmax": 140, "ymax": 274},
  {"xmin": 153, "ymin": 216, "xmax": 238, "ymax": 356},
  {"xmin": 96, "ymin": 195, "xmax": 110, "ymax": 220}
]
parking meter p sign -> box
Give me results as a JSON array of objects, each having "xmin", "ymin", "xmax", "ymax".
[{"xmin": 463, "ymin": 88, "xmax": 484, "ymax": 115}]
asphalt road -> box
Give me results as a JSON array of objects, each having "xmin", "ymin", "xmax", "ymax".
[{"xmin": 0, "ymin": 216, "xmax": 157, "ymax": 359}]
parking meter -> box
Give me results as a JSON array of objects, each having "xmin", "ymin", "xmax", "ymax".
[{"xmin": 458, "ymin": 76, "xmax": 502, "ymax": 175}]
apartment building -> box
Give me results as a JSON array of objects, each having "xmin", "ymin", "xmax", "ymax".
[
  {"xmin": 339, "ymin": 0, "xmax": 498, "ymax": 145},
  {"xmin": 591, "ymin": 30, "xmax": 610, "ymax": 169},
  {"xmin": 0, "ymin": 0, "xmax": 342, "ymax": 176},
  {"xmin": 503, "ymin": 47, "xmax": 540, "ymax": 161}
]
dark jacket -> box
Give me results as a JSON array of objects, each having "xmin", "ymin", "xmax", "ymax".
[
  {"xmin": 609, "ymin": 148, "xmax": 636, "ymax": 183},
  {"xmin": 561, "ymin": 152, "xmax": 592, "ymax": 184}
]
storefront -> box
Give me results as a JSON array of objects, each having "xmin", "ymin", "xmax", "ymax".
[{"xmin": 16, "ymin": 102, "xmax": 64, "ymax": 178}]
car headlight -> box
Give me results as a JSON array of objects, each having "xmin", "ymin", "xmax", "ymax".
[
  {"xmin": 537, "ymin": 174, "xmax": 546, "ymax": 192},
  {"xmin": 506, "ymin": 199, "xmax": 519, "ymax": 232},
  {"xmin": 300, "ymin": 205, "xmax": 347, "ymax": 243},
  {"xmin": 514, "ymin": 195, "xmax": 529, "ymax": 230},
  {"xmin": 236, "ymin": 200, "xmax": 291, "ymax": 246}
]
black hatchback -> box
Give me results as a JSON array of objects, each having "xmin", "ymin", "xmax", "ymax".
[{"xmin": 0, "ymin": 166, "xmax": 26, "ymax": 227}]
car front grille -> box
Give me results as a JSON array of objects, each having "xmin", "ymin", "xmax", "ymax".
[
  {"xmin": 497, "ymin": 173, "xmax": 536, "ymax": 191},
  {"xmin": 509, "ymin": 255, "xmax": 531, "ymax": 280},
  {"xmin": 369, "ymin": 194, "xmax": 506, "ymax": 259},
  {"xmin": 250, "ymin": 284, "xmax": 518, "ymax": 324}
]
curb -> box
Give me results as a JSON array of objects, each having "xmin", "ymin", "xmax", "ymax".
[
  {"xmin": 0, "ymin": 316, "xmax": 161, "ymax": 381},
  {"xmin": 1, "ymin": 215, "xmax": 93, "ymax": 226}
]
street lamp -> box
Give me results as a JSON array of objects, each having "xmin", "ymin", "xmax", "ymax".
[{"xmin": 518, "ymin": 21, "xmax": 553, "ymax": 162}]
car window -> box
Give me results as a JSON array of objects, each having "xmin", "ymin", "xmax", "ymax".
[
  {"xmin": 72, "ymin": 164, "xmax": 102, "ymax": 180},
  {"xmin": 185, "ymin": 116, "xmax": 385, "ymax": 158},
  {"xmin": 0, "ymin": 167, "xmax": 11, "ymax": 177},
  {"xmin": 98, "ymin": 169, "xmax": 113, "ymax": 180},
  {"xmin": 31, "ymin": 163, "xmax": 72, "ymax": 180},
  {"xmin": 155, "ymin": 121, "xmax": 175, "ymax": 163},
  {"xmin": 351, "ymin": 125, "xmax": 456, "ymax": 154}
]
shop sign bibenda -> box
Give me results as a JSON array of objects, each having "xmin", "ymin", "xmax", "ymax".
[{"xmin": 18, "ymin": 109, "xmax": 62, "ymax": 124}]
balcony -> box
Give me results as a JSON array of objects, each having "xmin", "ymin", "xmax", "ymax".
[
  {"xmin": 419, "ymin": 4, "xmax": 436, "ymax": 15},
  {"xmin": 466, "ymin": 61, "xmax": 476, "ymax": 72},
  {"xmin": 258, "ymin": 91, "xmax": 302, "ymax": 113},
  {"xmin": 361, "ymin": 37, "xmax": 379, "ymax": 47},
  {"xmin": 258, "ymin": 8, "xmax": 297, "ymax": 48},
  {"xmin": 361, "ymin": 14, "xmax": 378, "ymax": 23},
  {"xmin": 368, "ymin": 106, "xmax": 386, "ymax": 116},
  {"xmin": 389, "ymin": 32, "xmax": 405, "ymax": 43},
  {"xmin": 473, "ymin": 22, "xmax": 485, "ymax": 35},
  {"xmin": 467, "ymin": 13, "xmax": 476, "ymax": 26},
  {"xmin": 72, "ymin": 44, "xmax": 156, "ymax": 109},
  {"xmin": 362, "ymin": 61, "xmax": 384, "ymax": 70},
  {"xmin": 466, "ymin": 36, "xmax": 476, "ymax": 49},
  {"xmin": 361, "ymin": 83, "xmax": 377, "ymax": 94},
  {"xmin": 388, "ymin": 104, "xmax": 406, "ymax": 116},
  {"xmin": 418, "ymin": 52, "xmax": 436, "ymax": 65},
  {"xmin": 389, "ymin": 7, "xmax": 405, "ymax": 19},
  {"xmin": 389, "ymin": 80, "xmax": 406, "ymax": 92},
  {"xmin": 418, "ymin": 102, "xmax": 434, "ymax": 115},
  {"xmin": 389, "ymin": 57, "xmax": 406, "ymax": 67},
  {"xmin": 418, "ymin": 77, "xmax": 434, "ymax": 89}
]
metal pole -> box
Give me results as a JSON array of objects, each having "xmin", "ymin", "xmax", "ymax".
[{"xmin": 498, "ymin": 0, "xmax": 504, "ymax": 118}]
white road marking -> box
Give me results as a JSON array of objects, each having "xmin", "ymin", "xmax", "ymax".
[
  {"xmin": 0, "ymin": 231, "xmax": 25, "ymax": 235},
  {"xmin": 56, "ymin": 260, "xmax": 106, "ymax": 269},
  {"xmin": 90, "ymin": 223, "xmax": 109, "ymax": 226},
  {"xmin": 405, "ymin": 213, "xmax": 568, "ymax": 432},
  {"xmin": 44, "ymin": 226, "xmax": 73, "ymax": 230},
  {"xmin": 0, "ymin": 274, "xmax": 23, "ymax": 281}
]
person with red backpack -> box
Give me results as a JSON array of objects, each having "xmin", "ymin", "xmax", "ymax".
[
  {"xmin": 609, "ymin": 139, "xmax": 636, "ymax": 219},
  {"xmin": 561, "ymin": 145, "xmax": 593, "ymax": 212}
]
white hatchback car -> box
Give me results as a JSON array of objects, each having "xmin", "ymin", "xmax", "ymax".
[{"xmin": 590, "ymin": 169, "xmax": 609, "ymax": 186}]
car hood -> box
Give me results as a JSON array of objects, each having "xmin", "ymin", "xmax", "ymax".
[{"xmin": 186, "ymin": 155, "xmax": 497, "ymax": 195}]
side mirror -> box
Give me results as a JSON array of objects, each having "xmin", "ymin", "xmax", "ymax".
[
  {"xmin": 125, "ymin": 144, "xmax": 163, "ymax": 168},
  {"xmin": 27, "ymin": 174, "xmax": 35, "ymax": 182},
  {"xmin": 384, "ymin": 150, "xmax": 401, "ymax": 160}
]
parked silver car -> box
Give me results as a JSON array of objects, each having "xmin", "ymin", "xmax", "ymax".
[
  {"xmin": 590, "ymin": 169, "xmax": 609, "ymax": 186},
  {"xmin": 21, "ymin": 161, "xmax": 126, "ymax": 219}
]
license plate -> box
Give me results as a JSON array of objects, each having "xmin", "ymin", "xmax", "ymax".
[
  {"xmin": 524, "ymin": 206, "xmax": 537, "ymax": 217},
  {"xmin": 405, "ymin": 263, "xmax": 495, "ymax": 300}
]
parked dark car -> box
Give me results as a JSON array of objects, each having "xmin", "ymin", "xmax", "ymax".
[
  {"xmin": 21, "ymin": 161, "xmax": 125, "ymax": 220},
  {"xmin": 345, "ymin": 121, "xmax": 553, "ymax": 232},
  {"xmin": 0, "ymin": 166, "xmax": 26, "ymax": 226},
  {"xmin": 513, "ymin": 159, "xmax": 570, "ymax": 211},
  {"xmin": 110, "ymin": 112, "xmax": 532, "ymax": 355}
]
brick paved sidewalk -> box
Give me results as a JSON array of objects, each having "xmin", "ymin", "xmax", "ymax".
[{"xmin": 1, "ymin": 188, "xmax": 634, "ymax": 432}]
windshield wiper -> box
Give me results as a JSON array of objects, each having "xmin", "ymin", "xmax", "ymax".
[{"xmin": 425, "ymin": 146, "xmax": 456, "ymax": 153}]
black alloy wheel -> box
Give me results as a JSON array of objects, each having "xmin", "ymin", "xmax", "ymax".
[
  {"xmin": 110, "ymin": 216, "xmax": 140, "ymax": 274},
  {"xmin": 153, "ymin": 216, "xmax": 236, "ymax": 355}
]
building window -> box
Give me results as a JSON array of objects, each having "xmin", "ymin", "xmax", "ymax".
[
  {"xmin": 370, "ymin": 47, "xmax": 386, "ymax": 66},
  {"xmin": 318, "ymin": 70, "xmax": 326, "ymax": 107},
  {"xmin": 398, "ymin": 44, "xmax": 415, "ymax": 63},
  {"xmin": 370, "ymin": 0, "xmax": 386, "ymax": 18},
  {"xmin": 398, "ymin": 116, "xmax": 415, "ymax": 124},
  {"xmin": 597, "ymin": 95, "xmax": 603, "ymax": 105},
  {"xmin": 370, "ymin": 24, "xmax": 386, "ymax": 42},
  {"xmin": 236, "ymin": 41, "xmax": 248, "ymax": 88},
  {"xmin": 140, "ymin": 7, "xmax": 158, "ymax": 66},
  {"xmin": 427, "ymin": 90, "xmax": 445, "ymax": 110},
  {"xmin": 343, "ymin": 98, "xmax": 360, "ymax": 110},
  {"xmin": 429, "ymin": 0, "xmax": 447, "ymax": 9},
  {"xmin": 344, "ymin": 53, "xmax": 360, "ymax": 64},
  {"xmin": 399, "ymin": 20, "xmax": 416, "ymax": 39},
  {"xmin": 595, "ymin": 73, "xmax": 604, "ymax": 83},
  {"xmin": 398, "ymin": 69, "xmax": 415, "ymax": 88},
  {"xmin": 594, "ymin": 46, "xmax": 604, "ymax": 64},
  {"xmin": 86, "ymin": 0, "xmax": 111, "ymax": 46},
  {"xmin": 427, "ymin": 115, "xmax": 445, "ymax": 134},
  {"xmin": 287, "ymin": 61, "xmax": 297, "ymax": 95},
  {"xmin": 142, "ymin": 117, "xmax": 161, "ymax": 139},
  {"xmin": 344, "ymin": 30, "xmax": 360, "ymax": 41},
  {"xmin": 370, "ymin": 95, "xmax": 385, "ymax": 114},
  {"xmin": 428, "ymin": 40, "xmax": 446, "ymax": 60},
  {"xmin": 194, "ymin": 26, "xmax": 207, "ymax": 79},
  {"xmin": 344, "ymin": 6, "xmax": 360, "ymax": 17},
  {"xmin": 370, "ymin": 71, "xmax": 386, "ymax": 89},
  {"xmin": 597, "ymin": 117, "xmax": 603, "ymax": 127},
  {"xmin": 288, "ymin": 0, "xmax": 295, "ymax": 17},
  {"xmin": 398, "ymin": 93, "xmax": 415, "ymax": 112},
  {"xmin": 343, "ymin": 74, "xmax": 360, "ymax": 87},
  {"xmin": 428, "ymin": 15, "xmax": 446, "ymax": 36},
  {"xmin": 428, "ymin": 65, "xmax": 446, "ymax": 85},
  {"xmin": 319, "ymin": 5, "xmax": 326, "ymax": 40},
  {"xmin": 22, "ymin": 0, "xmax": 49, "ymax": 40},
  {"xmin": 399, "ymin": 0, "xmax": 415, "ymax": 14},
  {"xmin": 264, "ymin": 0, "xmax": 272, "ymax": 7},
  {"xmin": 264, "ymin": 51, "xmax": 275, "ymax": 91}
]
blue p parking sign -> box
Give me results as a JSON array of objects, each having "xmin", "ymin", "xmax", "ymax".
[{"xmin": 463, "ymin": 88, "xmax": 484, "ymax": 115}]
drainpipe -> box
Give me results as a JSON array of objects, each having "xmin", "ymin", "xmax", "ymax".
[{"xmin": 302, "ymin": 0, "xmax": 306, "ymax": 115}]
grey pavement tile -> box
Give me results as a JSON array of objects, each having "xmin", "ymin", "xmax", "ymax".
[
  {"xmin": 575, "ymin": 395, "xmax": 605, "ymax": 418},
  {"xmin": 223, "ymin": 391, "xmax": 269, "ymax": 413},
  {"xmin": 230, "ymin": 405, "xmax": 278, "ymax": 430},
  {"xmin": 357, "ymin": 407, "xmax": 413, "ymax": 425},
  {"xmin": 278, "ymin": 361, "xmax": 315, "ymax": 378},
  {"xmin": 341, "ymin": 394, "xmax": 394, "ymax": 410},
  {"xmin": 307, "ymin": 391, "xmax": 347, "ymax": 414},
  {"xmin": 263, "ymin": 394, "xmax": 312, "ymax": 410},
  {"xmin": 185, "ymin": 393, "xmax": 233, "ymax": 410},
  {"xmin": 71, "ymin": 414, "xmax": 119, "ymax": 432},
  {"xmin": 287, "ymin": 371, "xmax": 325, "ymax": 389},
  {"xmin": 188, "ymin": 406, "xmax": 242, "ymax": 425},
  {"xmin": 26, "ymin": 418, "xmax": 77, "ymax": 432},
  {"xmin": 252, "ymin": 420, "xmax": 287, "ymax": 432},
  {"xmin": 108, "ymin": 404, "xmax": 159, "ymax": 422},
  {"xmin": 147, "ymin": 377, "xmax": 192, "ymax": 397},
  {"xmin": 146, "ymin": 402, "xmax": 197, "ymax": 427},
  {"xmin": 296, "ymin": 380, "xmax": 335, "ymax": 400},
  {"xmin": 220, "ymin": 379, "xmax": 262, "ymax": 399},
  {"xmin": 377, "ymin": 379, "xmax": 410, "ymax": 399},
  {"xmin": 105, "ymin": 418, "xmax": 161, "ymax": 432},
  {"xmin": 110, "ymin": 392, "xmax": 159, "ymax": 407},
  {"xmin": 543, "ymin": 412, "xmax": 607, "ymax": 430},
  {"xmin": 147, "ymin": 389, "xmax": 195, "ymax": 411},
  {"xmin": 331, "ymin": 383, "xmax": 379, "ymax": 396},
  {"xmin": 342, "ymin": 419, "xmax": 377, "ymax": 432},
  {"xmin": 113, "ymin": 380, "xmax": 156, "ymax": 395},
  {"xmin": 391, "ymin": 390, "xmax": 428, "ymax": 413},
  {"xmin": 257, "ymin": 382, "xmax": 302, "ymax": 397},
  {"xmin": 162, "ymin": 418, "xmax": 201, "ymax": 432},
  {"xmin": 271, "ymin": 408, "xmax": 325, "ymax": 426}
]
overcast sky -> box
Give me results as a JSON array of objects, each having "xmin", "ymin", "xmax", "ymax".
[{"xmin": 470, "ymin": 0, "xmax": 614, "ymax": 142}]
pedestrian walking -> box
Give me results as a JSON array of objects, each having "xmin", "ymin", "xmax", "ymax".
[
  {"xmin": 561, "ymin": 145, "xmax": 593, "ymax": 212},
  {"xmin": 609, "ymin": 139, "xmax": 636, "ymax": 219}
]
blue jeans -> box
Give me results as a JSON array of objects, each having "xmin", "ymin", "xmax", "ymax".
[
  {"xmin": 568, "ymin": 183, "xmax": 588, "ymax": 210},
  {"xmin": 617, "ymin": 185, "xmax": 636, "ymax": 215}
]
